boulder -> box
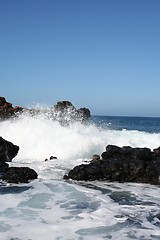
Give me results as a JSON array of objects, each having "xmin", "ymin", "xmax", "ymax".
[
  {"xmin": 1, "ymin": 167, "xmax": 38, "ymax": 183},
  {"xmin": 77, "ymin": 108, "xmax": 91, "ymax": 121},
  {"xmin": 64, "ymin": 145, "xmax": 160, "ymax": 185},
  {"xmin": 0, "ymin": 136, "xmax": 38, "ymax": 183}
]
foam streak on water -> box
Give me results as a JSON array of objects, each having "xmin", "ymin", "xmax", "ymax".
[
  {"xmin": 0, "ymin": 113, "xmax": 160, "ymax": 239},
  {"xmin": 0, "ymin": 180, "xmax": 160, "ymax": 240}
]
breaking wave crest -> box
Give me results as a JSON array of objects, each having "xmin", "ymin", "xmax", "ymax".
[{"xmin": 0, "ymin": 110, "xmax": 160, "ymax": 163}]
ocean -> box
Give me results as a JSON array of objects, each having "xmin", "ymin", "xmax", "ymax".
[{"xmin": 0, "ymin": 111, "xmax": 160, "ymax": 240}]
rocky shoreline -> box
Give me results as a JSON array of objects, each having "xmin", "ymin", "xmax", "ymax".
[
  {"xmin": 0, "ymin": 96, "xmax": 91, "ymax": 184},
  {"xmin": 64, "ymin": 145, "xmax": 160, "ymax": 185},
  {"xmin": 1, "ymin": 96, "xmax": 160, "ymax": 186},
  {"xmin": 1, "ymin": 138, "xmax": 160, "ymax": 185}
]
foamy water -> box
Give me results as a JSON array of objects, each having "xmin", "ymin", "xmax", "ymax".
[
  {"xmin": 1, "ymin": 113, "xmax": 160, "ymax": 162},
  {"xmin": 0, "ymin": 112, "xmax": 160, "ymax": 239}
]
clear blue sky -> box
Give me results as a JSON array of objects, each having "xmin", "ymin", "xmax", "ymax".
[{"xmin": 0, "ymin": 0, "xmax": 160, "ymax": 117}]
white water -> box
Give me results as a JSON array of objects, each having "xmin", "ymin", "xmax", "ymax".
[
  {"xmin": 0, "ymin": 113, "xmax": 160, "ymax": 239},
  {"xmin": 1, "ymin": 114, "xmax": 160, "ymax": 162}
]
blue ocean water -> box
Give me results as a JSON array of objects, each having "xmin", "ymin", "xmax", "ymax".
[
  {"xmin": 92, "ymin": 115, "xmax": 160, "ymax": 133},
  {"xmin": 0, "ymin": 112, "xmax": 160, "ymax": 240}
]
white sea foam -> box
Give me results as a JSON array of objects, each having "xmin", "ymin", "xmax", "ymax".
[
  {"xmin": 0, "ymin": 112, "xmax": 160, "ymax": 239},
  {"xmin": 0, "ymin": 113, "xmax": 160, "ymax": 163},
  {"xmin": 0, "ymin": 180, "xmax": 160, "ymax": 240}
]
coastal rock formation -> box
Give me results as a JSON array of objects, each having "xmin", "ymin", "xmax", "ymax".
[
  {"xmin": 1, "ymin": 167, "xmax": 38, "ymax": 184},
  {"xmin": 64, "ymin": 145, "xmax": 160, "ymax": 185},
  {"xmin": 0, "ymin": 97, "xmax": 91, "ymax": 124},
  {"xmin": 0, "ymin": 136, "xmax": 38, "ymax": 183},
  {"xmin": 0, "ymin": 97, "xmax": 23, "ymax": 120},
  {"xmin": 53, "ymin": 101, "xmax": 91, "ymax": 124},
  {"xmin": 0, "ymin": 136, "xmax": 19, "ymax": 162}
]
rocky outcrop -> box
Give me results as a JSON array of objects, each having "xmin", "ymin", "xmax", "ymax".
[
  {"xmin": 0, "ymin": 97, "xmax": 91, "ymax": 124},
  {"xmin": 0, "ymin": 136, "xmax": 38, "ymax": 183},
  {"xmin": 0, "ymin": 136, "xmax": 19, "ymax": 162},
  {"xmin": 52, "ymin": 101, "xmax": 91, "ymax": 124},
  {"xmin": 64, "ymin": 145, "xmax": 160, "ymax": 185},
  {"xmin": 0, "ymin": 97, "xmax": 23, "ymax": 120},
  {"xmin": 1, "ymin": 167, "xmax": 38, "ymax": 184}
]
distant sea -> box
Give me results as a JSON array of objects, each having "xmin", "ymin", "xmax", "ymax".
[
  {"xmin": 92, "ymin": 115, "xmax": 160, "ymax": 133},
  {"xmin": 0, "ymin": 112, "xmax": 160, "ymax": 240}
]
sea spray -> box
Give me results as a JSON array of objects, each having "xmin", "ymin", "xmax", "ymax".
[{"xmin": 0, "ymin": 112, "xmax": 160, "ymax": 164}]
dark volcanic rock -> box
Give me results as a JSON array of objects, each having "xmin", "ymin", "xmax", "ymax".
[
  {"xmin": 77, "ymin": 108, "xmax": 91, "ymax": 121},
  {"xmin": 54, "ymin": 101, "xmax": 76, "ymax": 112},
  {"xmin": 101, "ymin": 145, "xmax": 152, "ymax": 161},
  {"xmin": 0, "ymin": 136, "xmax": 38, "ymax": 183},
  {"xmin": 153, "ymin": 147, "xmax": 160, "ymax": 159},
  {"xmin": 50, "ymin": 156, "xmax": 57, "ymax": 160},
  {"xmin": 0, "ymin": 97, "xmax": 23, "ymax": 120},
  {"xmin": 0, "ymin": 162, "xmax": 9, "ymax": 175},
  {"xmin": 0, "ymin": 97, "xmax": 91, "ymax": 125},
  {"xmin": 53, "ymin": 101, "xmax": 91, "ymax": 124},
  {"xmin": 1, "ymin": 167, "xmax": 38, "ymax": 183},
  {"xmin": 0, "ymin": 136, "xmax": 19, "ymax": 162},
  {"xmin": 64, "ymin": 145, "xmax": 160, "ymax": 185},
  {"xmin": 91, "ymin": 154, "xmax": 100, "ymax": 161}
]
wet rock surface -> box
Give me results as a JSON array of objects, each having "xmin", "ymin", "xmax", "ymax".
[
  {"xmin": 0, "ymin": 97, "xmax": 91, "ymax": 124},
  {"xmin": 64, "ymin": 145, "xmax": 160, "ymax": 185},
  {"xmin": 0, "ymin": 136, "xmax": 38, "ymax": 184},
  {"xmin": 52, "ymin": 100, "xmax": 91, "ymax": 124},
  {"xmin": 1, "ymin": 167, "xmax": 38, "ymax": 184}
]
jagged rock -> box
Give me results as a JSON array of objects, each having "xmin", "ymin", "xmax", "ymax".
[
  {"xmin": 64, "ymin": 145, "xmax": 160, "ymax": 185},
  {"xmin": 0, "ymin": 136, "xmax": 19, "ymax": 162},
  {"xmin": 53, "ymin": 101, "xmax": 90, "ymax": 124},
  {"xmin": 0, "ymin": 97, "xmax": 23, "ymax": 120},
  {"xmin": 102, "ymin": 145, "xmax": 153, "ymax": 161}
]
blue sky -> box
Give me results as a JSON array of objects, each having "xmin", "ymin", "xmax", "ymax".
[{"xmin": 0, "ymin": 0, "xmax": 160, "ymax": 117}]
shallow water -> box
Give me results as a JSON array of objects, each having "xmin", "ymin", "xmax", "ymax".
[{"xmin": 0, "ymin": 179, "xmax": 160, "ymax": 240}]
